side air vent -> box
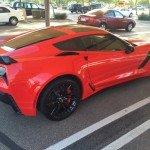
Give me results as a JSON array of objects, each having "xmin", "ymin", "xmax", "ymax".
[
  {"xmin": 57, "ymin": 52, "xmax": 79, "ymax": 56},
  {"xmin": 0, "ymin": 56, "xmax": 17, "ymax": 65}
]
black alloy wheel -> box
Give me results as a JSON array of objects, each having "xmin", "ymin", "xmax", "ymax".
[
  {"xmin": 38, "ymin": 78, "xmax": 81, "ymax": 121},
  {"xmin": 99, "ymin": 23, "xmax": 107, "ymax": 30}
]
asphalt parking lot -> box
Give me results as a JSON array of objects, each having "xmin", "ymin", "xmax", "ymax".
[{"xmin": 0, "ymin": 18, "xmax": 150, "ymax": 150}]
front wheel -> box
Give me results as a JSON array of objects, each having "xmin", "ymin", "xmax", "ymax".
[
  {"xmin": 9, "ymin": 17, "xmax": 18, "ymax": 26},
  {"xmin": 129, "ymin": 13, "xmax": 133, "ymax": 17},
  {"xmin": 99, "ymin": 23, "xmax": 107, "ymax": 30},
  {"xmin": 125, "ymin": 23, "xmax": 133, "ymax": 32},
  {"xmin": 38, "ymin": 78, "xmax": 81, "ymax": 121}
]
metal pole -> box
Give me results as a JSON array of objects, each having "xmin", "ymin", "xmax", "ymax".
[{"xmin": 44, "ymin": 0, "xmax": 50, "ymax": 27}]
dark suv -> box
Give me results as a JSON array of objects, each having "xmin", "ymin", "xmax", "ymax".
[
  {"xmin": 69, "ymin": 4, "xmax": 83, "ymax": 13},
  {"xmin": 10, "ymin": 2, "xmax": 44, "ymax": 16}
]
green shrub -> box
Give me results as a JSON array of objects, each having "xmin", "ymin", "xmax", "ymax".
[
  {"xmin": 138, "ymin": 13, "xmax": 150, "ymax": 21},
  {"xmin": 54, "ymin": 12, "xmax": 67, "ymax": 20}
]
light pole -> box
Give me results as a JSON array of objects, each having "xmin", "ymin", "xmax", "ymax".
[{"xmin": 44, "ymin": 0, "xmax": 50, "ymax": 27}]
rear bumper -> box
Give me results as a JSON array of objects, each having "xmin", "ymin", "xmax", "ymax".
[{"xmin": 0, "ymin": 91, "xmax": 22, "ymax": 114}]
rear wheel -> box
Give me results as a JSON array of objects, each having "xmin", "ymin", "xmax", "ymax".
[
  {"xmin": 99, "ymin": 23, "xmax": 107, "ymax": 30},
  {"xmin": 9, "ymin": 17, "xmax": 18, "ymax": 26},
  {"xmin": 126, "ymin": 23, "xmax": 133, "ymax": 32},
  {"xmin": 38, "ymin": 77, "xmax": 81, "ymax": 121}
]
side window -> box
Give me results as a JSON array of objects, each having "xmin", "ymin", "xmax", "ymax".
[
  {"xmin": 15, "ymin": 2, "xmax": 24, "ymax": 8},
  {"xmin": 114, "ymin": 11, "xmax": 124, "ymax": 18},
  {"xmin": 81, "ymin": 34, "xmax": 128, "ymax": 51},
  {"xmin": 32, "ymin": 4, "xmax": 38, "ymax": 9},
  {"xmin": 105, "ymin": 11, "xmax": 114, "ymax": 17},
  {"xmin": 0, "ymin": 8, "xmax": 3, "ymax": 13},
  {"xmin": 25, "ymin": 3, "xmax": 31, "ymax": 8},
  {"xmin": 0, "ymin": 7, "xmax": 10, "ymax": 13},
  {"xmin": 54, "ymin": 37, "xmax": 85, "ymax": 51}
]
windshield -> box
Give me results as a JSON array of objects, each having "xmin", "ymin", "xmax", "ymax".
[{"xmin": 0, "ymin": 28, "xmax": 66, "ymax": 51}]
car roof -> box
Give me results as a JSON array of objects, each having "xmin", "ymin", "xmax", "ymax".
[{"xmin": 51, "ymin": 24, "xmax": 107, "ymax": 34}]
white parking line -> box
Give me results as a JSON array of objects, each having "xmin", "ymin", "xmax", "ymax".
[
  {"xmin": 46, "ymin": 97, "xmax": 150, "ymax": 150},
  {"xmin": 102, "ymin": 119, "xmax": 150, "ymax": 150}
]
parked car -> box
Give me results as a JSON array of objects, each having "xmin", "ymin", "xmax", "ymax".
[
  {"xmin": 69, "ymin": 3, "xmax": 83, "ymax": 13},
  {"xmin": 78, "ymin": 9, "xmax": 136, "ymax": 31},
  {"xmin": 89, "ymin": 3, "xmax": 105, "ymax": 10},
  {"xmin": 0, "ymin": 6, "xmax": 25, "ymax": 26},
  {"xmin": 136, "ymin": 5, "xmax": 145, "ymax": 10},
  {"xmin": 82, "ymin": 3, "xmax": 105, "ymax": 13},
  {"xmin": 115, "ymin": 8, "xmax": 133, "ymax": 17},
  {"xmin": 10, "ymin": 2, "xmax": 44, "ymax": 16},
  {"xmin": 0, "ymin": 2, "xmax": 10, "ymax": 6},
  {"xmin": 0, "ymin": 24, "xmax": 150, "ymax": 121}
]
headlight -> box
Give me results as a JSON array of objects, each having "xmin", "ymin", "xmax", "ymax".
[{"xmin": 0, "ymin": 67, "xmax": 6, "ymax": 76}]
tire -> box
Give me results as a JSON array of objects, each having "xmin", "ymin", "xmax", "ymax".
[
  {"xmin": 9, "ymin": 17, "xmax": 18, "ymax": 26},
  {"xmin": 38, "ymin": 77, "xmax": 81, "ymax": 121},
  {"xmin": 125, "ymin": 23, "xmax": 133, "ymax": 32},
  {"xmin": 99, "ymin": 23, "xmax": 107, "ymax": 30}
]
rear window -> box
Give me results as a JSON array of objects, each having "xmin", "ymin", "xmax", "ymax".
[
  {"xmin": 54, "ymin": 37, "xmax": 85, "ymax": 51},
  {"xmin": 0, "ymin": 28, "xmax": 66, "ymax": 51},
  {"xmin": 59, "ymin": 25, "xmax": 101, "ymax": 33}
]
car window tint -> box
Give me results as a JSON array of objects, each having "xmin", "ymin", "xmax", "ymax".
[
  {"xmin": 1, "ymin": 29, "xmax": 67, "ymax": 50},
  {"xmin": 0, "ymin": 7, "xmax": 10, "ymax": 13},
  {"xmin": 54, "ymin": 38, "xmax": 85, "ymax": 51},
  {"xmin": 81, "ymin": 34, "xmax": 127, "ymax": 51},
  {"xmin": 59, "ymin": 24, "xmax": 101, "ymax": 33},
  {"xmin": 32, "ymin": 4, "xmax": 38, "ymax": 9},
  {"xmin": 105, "ymin": 10, "xmax": 114, "ymax": 17},
  {"xmin": 114, "ymin": 11, "xmax": 123, "ymax": 18},
  {"xmin": 25, "ymin": 3, "xmax": 31, "ymax": 8},
  {"xmin": 16, "ymin": 2, "xmax": 24, "ymax": 8}
]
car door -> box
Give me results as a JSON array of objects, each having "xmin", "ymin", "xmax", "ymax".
[
  {"xmin": 81, "ymin": 34, "xmax": 142, "ymax": 89},
  {"xmin": 113, "ymin": 10, "xmax": 127, "ymax": 29},
  {"xmin": 104, "ymin": 10, "xmax": 117, "ymax": 29},
  {"xmin": 0, "ymin": 7, "xmax": 10, "ymax": 22},
  {"xmin": 25, "ymin": 3, "xmax": 32, "ymax": 16}
]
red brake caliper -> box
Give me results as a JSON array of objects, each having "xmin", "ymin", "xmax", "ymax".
[{"xmin": 67, "ymin": 88, "xmax": 72, "ymax": 104}]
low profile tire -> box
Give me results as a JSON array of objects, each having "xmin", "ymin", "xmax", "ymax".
[
  {"xmin": 9, "ymin": 17, "xmax": 18, "ymax": 26},
  {"xmin": 38, "ymin": 77, "xmax": 81, "ymax": 121},
  {"xmin": 125, "ymin": 23, "xmax": 133, "ymax": 32},
  {"xmin": 99, "ymin": 23, "xmax": 107, "ymax": 30}
]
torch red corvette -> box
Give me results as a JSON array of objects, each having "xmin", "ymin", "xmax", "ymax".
[{"xmin": 0, "ymin": 24, "xmax": 150, "ymax": 121}]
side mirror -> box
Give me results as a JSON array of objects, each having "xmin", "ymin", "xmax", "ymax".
[{"xmin": 125, "ymin": 45, "xmax": 134, "ymax": 54}]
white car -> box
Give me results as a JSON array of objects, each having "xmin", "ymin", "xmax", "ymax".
[
  {"xmin": 0, "ymin": 6, "xmax": 25, "ymax": 26},
  {"xmin": 115, "ymin": 8, "xmax": 133, "ymax": 17}
]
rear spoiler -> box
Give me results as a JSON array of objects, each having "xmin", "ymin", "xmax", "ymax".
[{"xmin": 0, "ymin": 56, "xmax": 17, "ymax": 65}]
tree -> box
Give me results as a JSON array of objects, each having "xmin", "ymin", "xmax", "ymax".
[{"xmin": 139, "ymin": 0, "xmax": 150, "ymax": 16}]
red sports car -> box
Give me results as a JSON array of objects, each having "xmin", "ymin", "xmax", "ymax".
[
  {"xmin": 0, "ymin": 24, "xmax": 150, "ymax": 121},
  {"xmin": 78, "ymin": 9, "xmax": 136, "ymax": 31}
]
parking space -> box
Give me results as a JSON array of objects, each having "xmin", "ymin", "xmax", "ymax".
[{"xmin": 0, "ymin": 12, "xmax": 150, "ymax": 150}]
